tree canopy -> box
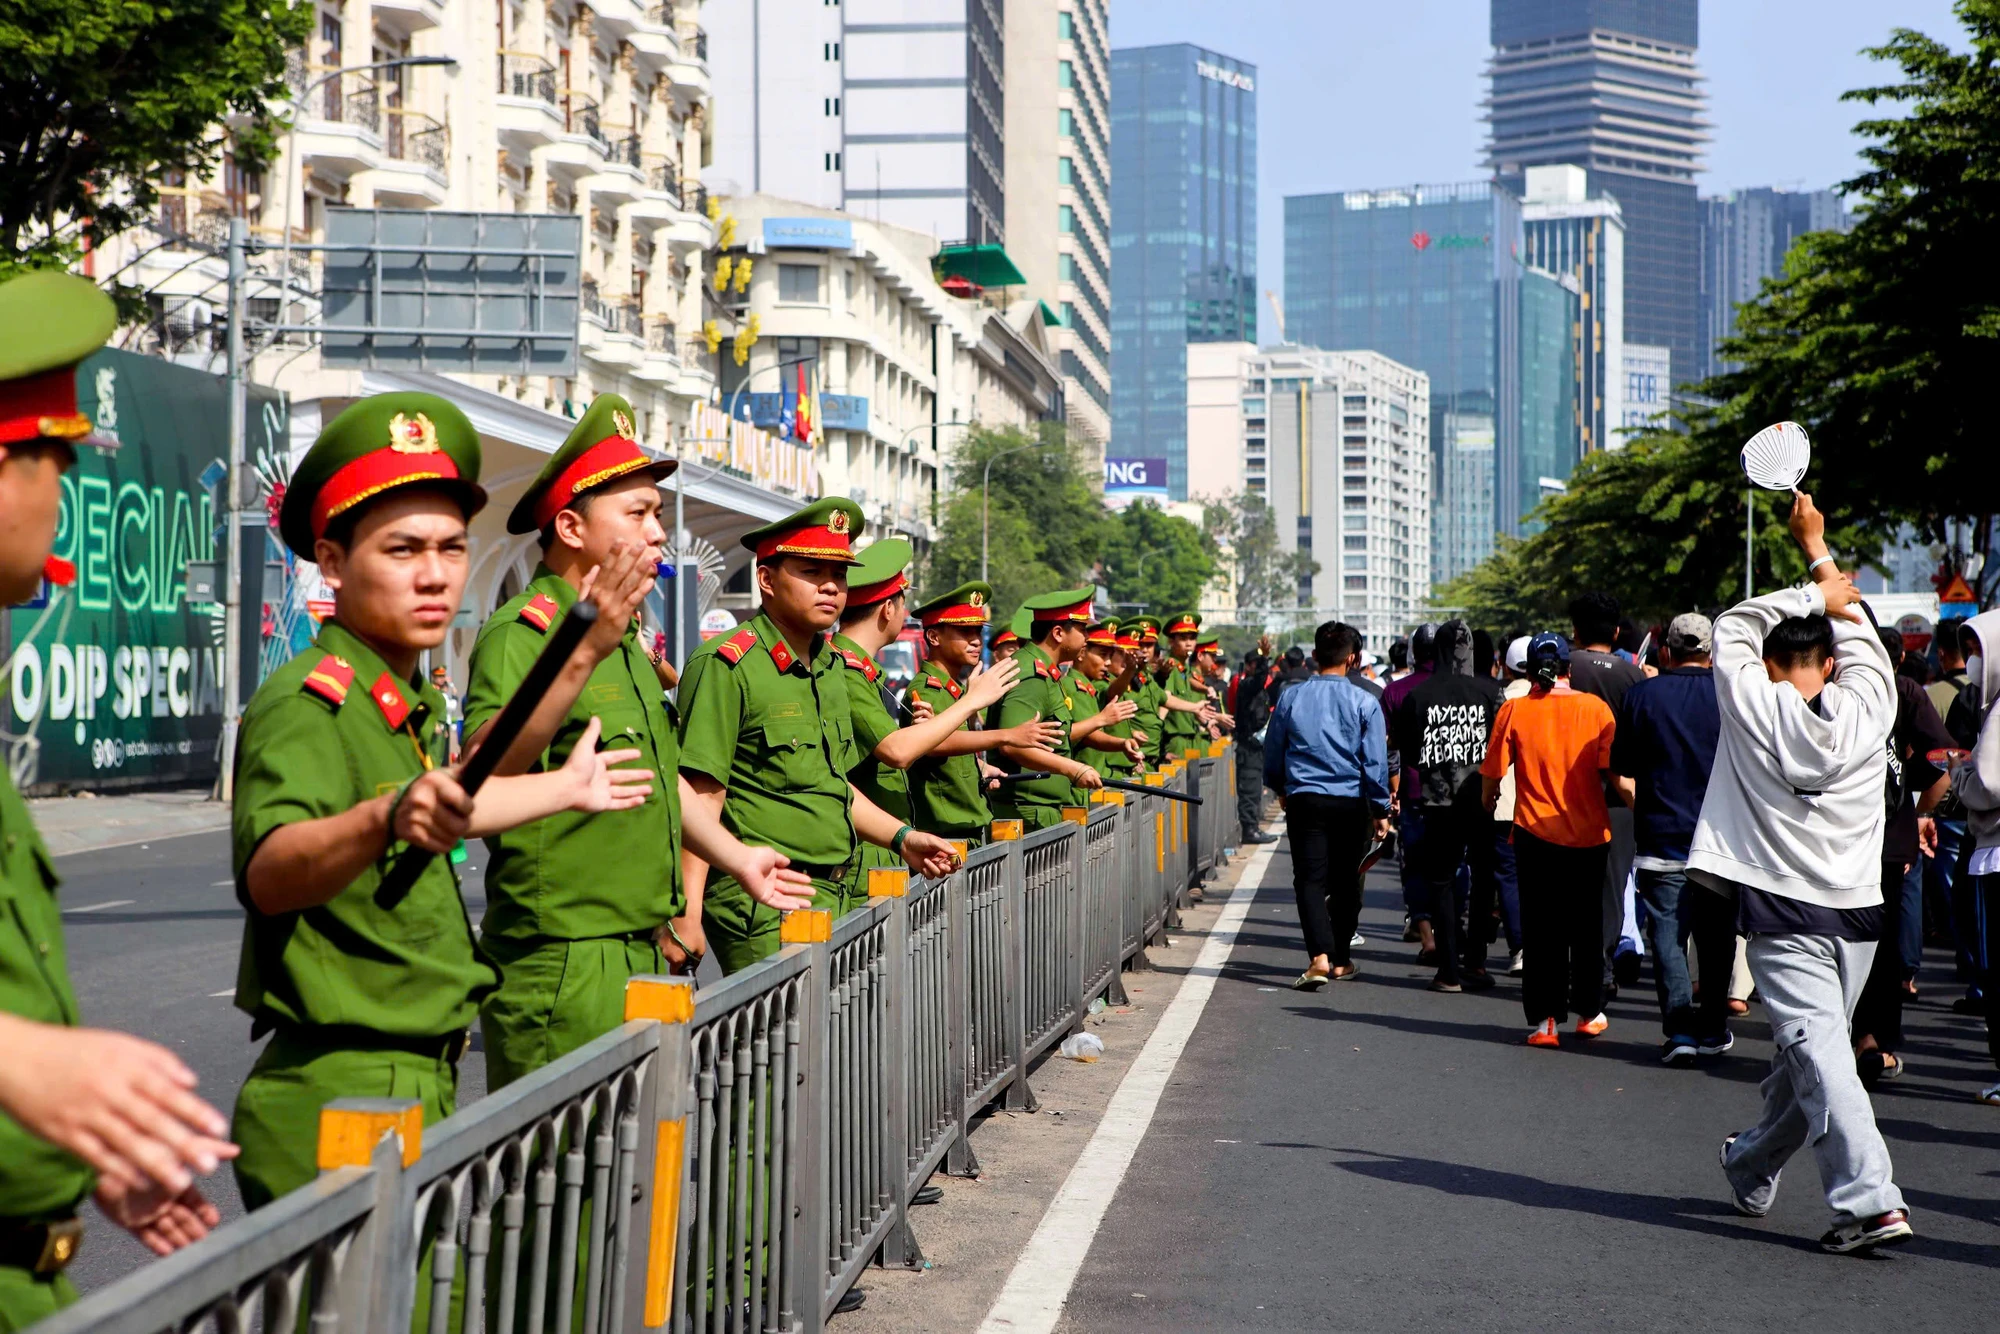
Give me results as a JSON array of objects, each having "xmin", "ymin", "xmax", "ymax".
[
  {"xmin": 1098, "ymin": 500, "xmax": 1218, "ymax": 619},
  {"xmin": 1440, "ymin": 0, "xmax": 2000, "ymax": 630},
  {"xmin": 0, "ymin": 0, "xmax": 310, "ymax": 278}
]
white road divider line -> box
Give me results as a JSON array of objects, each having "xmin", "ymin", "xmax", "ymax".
[
  {"xmin": 62, "ymin": 899, "xmax": 134, "ymax": 914},
  {"xmin": 210, "ymin": 988, "xmax": 236, "ymax": 998},
  {"xmin": 979, "ymin": 830, "xmax": 1282, "ymax": 1334}
]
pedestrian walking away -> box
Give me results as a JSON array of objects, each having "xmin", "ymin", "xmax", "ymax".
[
  {"xmin": 1693, "ymin": 490, "xmax": 1912, "ymax": 1253},
  {"xmin": 1265, "ymin": 622, "xmax": 1391, "ymax": 989},
  {"xmin": 1569, "ymin": 592, "xmax": 1649, "ymax": 992},
  {"xmin": 1609, "ymin": 612, "xmax": 1732, "ymax": 1065},
  {"xmin": 1943, "ymin": 608, "xmax": 2000, "ymax": 1105},
  {"xmin": 1480, "ymin": 632, "xmax": 1627, "ymax": 1046}
]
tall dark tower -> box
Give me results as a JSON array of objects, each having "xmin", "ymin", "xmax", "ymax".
[{"xmin": 1486, "ymin": 0, "xmax": 1706, "ymax": 389}]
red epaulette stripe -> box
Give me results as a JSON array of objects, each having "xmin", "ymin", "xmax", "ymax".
[
  {"xmin": 369, "ymin": 672, "xmax": 412, "ymax": 729},
  {"xmin": 923, "ymin": 675, "xmax": 943, "ymax": 689},
  {"xmin": 518, "ymin": 593, "xmax": 559, "ymax": 632},
  {"xmin": 1035, "ymin": 661, "xmax": 1057, "ymax": 680},
  {"xmin": 718, "ymin": 626, "xmax": 758, "ymax": 665},
  {"xmin": 301, "ymin": 654, "xmax": 354, "ymax": 707}
]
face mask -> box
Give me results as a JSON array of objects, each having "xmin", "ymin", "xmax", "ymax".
[{"xmin": 1966, "ymin": 655, "xmax": 1984, "ymax": 713}]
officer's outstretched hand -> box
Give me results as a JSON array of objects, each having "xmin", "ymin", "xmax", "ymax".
[
  {"xmin": 900, "ymin": 830, "xmax": 962, "ymax": 879},
  {"xmin": 908, "ymin": 696, "xmax": 935, "ymax": 722},
  {"xmin": 962, "ymin": 657, "xmax": 1023, "ymax": 710},
  {"xmin": 393, "ymin": 768, "xmax": 476, "ymax": 853},
  {"xmin": 733, "ymin": 844, "xmax": 815, "ymax": 912},
  {"xmin": 559, "ymin": 716, "xmax": 654, "ymax": 812},
  {"xmin": 1123, "ymin": 738, "xmax": 1145, "ymax": 765},
  {"xmin": 1006, "ymin": 717, "xmax": 1065, "ymax": 750},
  {"xmin": 96, "ymin": 1177, "xmax": 221, "ymax": 1256},
  {"xmin": 0, "ymin": 1016, "xmax": 237, "ymax": 1197},
  {"xmin": 1098, "ymin": 698, "xmax": 1139, "ymax": 726},
  {"xmin": 577, "ymin": 539, "xmax": 656, "ymax": 662}
]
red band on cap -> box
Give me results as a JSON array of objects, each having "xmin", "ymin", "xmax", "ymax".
[
  {"xmin": 1086, "ymin": 629, "xmax": 1119, "ymax": 647},
  {"xmin": 847, "ymin": 570, "xmax": 908, "ymax": 607},
  {"xmin": 311, "ymin": 446, "xmax": 462, "ymax": 540},
  {"xmin": 992, "ymin": 628, "xmax": 1019, "ymax": 645},
  {"xmin": 533, "ymin": 435, "xmax": 651, "ymax": 530},
  {"xmin": 1115, "ymin": 633, "xmax": 1140, "ymax": 650},
  {"xmin": 754, "ymin": 524, "xmax": 855, "ymax": 561},
  {"xmin": 920, "ymin": 602, "xmax": 989, "ymax": 628},
  {"xmin": 1035, "ymin": 597, "xmax": 1092, "ymax": 625},
  {"xmin": 0, "ymin": 369, "xmax": 89, "ymax": 446},
  {"xmin": 1166, "ymin": 616, "xmax": 1199, "ymax": 635}
]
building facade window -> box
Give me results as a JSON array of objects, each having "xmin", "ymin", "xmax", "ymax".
[
  {"xmin": 1058, "ymin": 108, "xmax": 1074, "ymax": 138},
  {"xmin": 1059, "ymin": 60, "xmax": 1074, "ymax": 88},
  {"xmin": 1059, "ymin": 205, "xmax": 1075, "ymax": 233},
  {"xmin": 778, "ymin": 264, "xmax": 822, "ymax": 303},
  {"xmin": 1058, "ymin": 11, "xmax": 1072, "ymax": 37}
]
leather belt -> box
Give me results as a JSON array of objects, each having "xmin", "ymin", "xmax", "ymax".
[
  {"xmin": 0, "ymin": 1216, "xmax": 82, "ymax": 1275},
  {"xmin": 260, "ymin": 1021, "xmax": 471, "ymax": 1065}
]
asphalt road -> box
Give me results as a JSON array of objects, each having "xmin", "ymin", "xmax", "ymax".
[
  {"xmin": 52, "ymin": 827, "xmax": 503, "ymax": 1295},
  {"xmin": 1058, "ymin": 841, "xmax": 2000, "ymax": 1332}
]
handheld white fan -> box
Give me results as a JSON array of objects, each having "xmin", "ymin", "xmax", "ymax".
[{"xmin": 1740, "ymin": 421, "xmax": 1811, "ymax": 491}]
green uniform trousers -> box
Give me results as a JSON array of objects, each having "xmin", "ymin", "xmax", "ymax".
[
  {"xmin": 0, "ymin": 1266, "xmax": 76, "ymax": 1331},
  {"xmin": 705, "ymin": 875, "xmax": 848, "ymax": 975},
  {"xmin": 480, "ymin": 936, "xmax": 667, "ymax": 1092},
  {"xmin": 232, "ymin": 1031, "xmax": 461, "ymax": 1333},
  {"xmin": 994, "ymin": 800, "xmax": 1068, "ymax": 831}
]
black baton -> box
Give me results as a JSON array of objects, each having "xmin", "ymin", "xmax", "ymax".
[
  {"xmin": 376, "ymin": 601, "xmax": 599, "ymax": 905},
  {"xmin": 990, "ymin": 772, "xmax": 1204, "ymax": 804}
]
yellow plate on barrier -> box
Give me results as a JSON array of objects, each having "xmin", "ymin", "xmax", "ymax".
[
  {"xmin": 1061, "ymin": 806, "xmax": 1090, "ymax": 826},
  {"xmin": 991, "ymin": 819, "xmax": 1024, "ymax": 841}
]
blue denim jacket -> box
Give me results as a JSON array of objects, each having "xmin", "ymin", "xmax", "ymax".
[{"xmin": 1264, "ymin": 672, "xmax": 1391, "ymax": 814}]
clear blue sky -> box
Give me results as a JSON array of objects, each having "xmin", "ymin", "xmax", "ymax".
[{"xmin": 1109, "ymin": 0, "xmax": 1965, "ymax": 342}]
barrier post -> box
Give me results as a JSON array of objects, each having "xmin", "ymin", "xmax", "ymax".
[
  {"xmin": 622, "ymin": 976, "xmax": 695, "ymax": 1331},
  {"xmin": 1001, "ymin": 837, "xmax": 1037, "ymax": 1112},
  {"xmin": 318, "ymin": 1098, "xmax": 422, "ymax": 1331},
  {"xmin": 944, "ymin": 860, "xmax": 980, "ymax": 1178},
  {"xmin": 783, "ymin": 909, "xmax": 834, "ymax": 1334},
  {"xmin": 869, "ymin": 870, "xmax": 925, "ymax": 1270}
]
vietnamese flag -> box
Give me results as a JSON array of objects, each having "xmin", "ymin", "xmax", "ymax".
[{"xmin": 794, "ymin": 361, "xmax": 814, "ymax": 444}]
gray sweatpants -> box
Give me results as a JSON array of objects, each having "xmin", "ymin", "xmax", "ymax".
[{"xmin": 1725, "ymin": 933, "xmax": 1905, "ymax": 1225}]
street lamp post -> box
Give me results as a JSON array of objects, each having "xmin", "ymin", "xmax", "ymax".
[{"xmin": 981, "ymin": 438, "xmax": 1052, "ymax": 583}]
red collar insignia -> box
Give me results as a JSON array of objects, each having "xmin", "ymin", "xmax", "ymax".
[
  {"xmin": 370, "ymin": 672, "xmax": 412, "ymax": 729},
  {"xmin": 769, "ymin": 638, "xmax": 796, "ymax": 673}
]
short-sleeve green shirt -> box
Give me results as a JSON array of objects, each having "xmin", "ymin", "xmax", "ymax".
[
  {"xmin": 464, "ymin": 566, "xmax": 684, "ymax": 944},
  {"xmin": 988, "ymin": 642, "xmax": 1078, "ymax": 809},
  {"xmin": 676, "ymin": 612, "xmax": 856, "ymax": 869},
  {"xmin": 1162, "ymin": 658, "xmax": 1205, "ymax": 755},
  {"xmin": 907, "ymin": 660, "xmax": 990, "ymax": 835},
  {"xmin": 1062, "ymin": 672, "xmax": 1111, "ymax": 779},
  {"xmin": 1132, "ymin": 670, "xmax": 1168, "ymax": 763},
  {"xmin": 231, "ymin": 621, "xmax": 497, "ymax": 1038},
  {"xmin": 831, "ymin": 632, "xmax": 909, "ymax": 822},
  {"xmin": 0, "ymin": 772, "xmax": 92, "ymax": 1217}
]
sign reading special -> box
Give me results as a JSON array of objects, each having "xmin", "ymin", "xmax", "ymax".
[{"xmin": 5, "ymin": 350, "xmax": 287, "ymax": 791}]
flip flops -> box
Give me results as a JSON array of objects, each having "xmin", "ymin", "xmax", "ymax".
[{"xmin": 1292, "ymin": 969, "xmax": 1330, "ymax": 992}]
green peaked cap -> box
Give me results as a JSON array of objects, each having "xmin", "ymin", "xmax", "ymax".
[
  {"xmin": 1126, "ymin": 614, "xmax": 1162, "ymax": 635},
  {"xmin": 1164, "ymin": 610, "xmax": 1202, "ymax": 634},
  {"xmin": 846, "ymin": 537, "xmax": 913, "ymax": 607},
  {"xmin": 913, "ymin": 581, "xmax": 993, "ymax": 625},
  {"xmin": 506, "ymin": 393, "xmax": 676, "ymax": 534},
  {"xmin": 0, "ymin": 272, "xmax": 119, "ymax": 451},
  {"xmin": 995, "ymin": 607, "xmax": 1032, "ymax": 642},
  {"xmin": 278, "ymin": 391, "xmax": 486, "ymax": 560},
  {"xmin": 1020, "ymin": 585, "xmax": 1097, "ymax": 624},
  {"xmin": 740, "ymin": 495, "xmax": 866, "ymax": 564}
]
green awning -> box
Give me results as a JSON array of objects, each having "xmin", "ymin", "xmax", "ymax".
[
  {"xmin": 1038, "ymin": 299, "xmax": 1062, "ymax": 327},
  {"xmin": 936, "ymin": 243, "xmax": 1027, "ymax": 289}
]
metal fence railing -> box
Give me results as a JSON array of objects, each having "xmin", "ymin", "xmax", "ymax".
[{"xmin": 37, "ymin": 747, "xmax": 1237, "ymax": 1334}]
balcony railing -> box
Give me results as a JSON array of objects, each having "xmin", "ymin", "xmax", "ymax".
[
  {"xmin": 643, "ymin": 157, "xmax": 683, "ymax": 202},
  {"xmin": 605, "ymin": 133, "xmax": 642, "ymax": 168},
  {"xmin": 685, "ymin": 182, "xmax": 709, "ymax": 217},
  {"xmin": 582, "ymin": 280, "xmax": 607, "ymax": 325},
  {"xmin": 645, "ymin": 318, "xmax": 677, "ymax": 354},
  {"xmin": 565, "ymin": 94, "xmax": 608, "ymax": 152},
  {"xmin": 496, "ymin": 50, "xmax": 557, "ymax": 105},
  {"xmin": 384, "ymin": 108, "xmax": 448, "ymax": 177},
  {"xmin": 691, "ymin": 27, "xmax": 707, "ymax": 60}
]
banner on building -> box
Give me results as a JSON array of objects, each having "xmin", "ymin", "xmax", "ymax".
[{"xmin": 5, "ymin": 350, "xmax": 288, "ymax": 791}]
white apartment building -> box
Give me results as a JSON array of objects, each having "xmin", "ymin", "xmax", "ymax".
[
  {"xmin": 718, "ymin": 194, "xmax": 1062, "ymax": 542},
  {"xmin": 1185, "ymin": 340, "xmax": 1255, "ymax": 502},
  {"xmin": 1004, "ymin": 0, "xmax": 1112, "ymax": 461},
  {"xmin": 1246, "ymin": 346, "xmax": 1432, "ymax": 652},
  {"xmin": 90, "ymin": 0, "xmax": 852, "ymax": 681}
]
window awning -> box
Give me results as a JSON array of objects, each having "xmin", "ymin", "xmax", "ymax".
[{"xmin": 935, "ymin": 243, "xmax": 1027, "ymax": 290}]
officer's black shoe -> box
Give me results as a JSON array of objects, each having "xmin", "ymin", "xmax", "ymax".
[
  {"xmin": 912, "ymin": 1185, "xmax": 944, "ymax": 1205},
  {"xmin": 834, "ymin": 1288, "xmax": 867, "ymax": 1315}
]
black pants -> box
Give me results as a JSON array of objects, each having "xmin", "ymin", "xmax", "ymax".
[
  {"xmin": 1237, "ymin": 740, "xmax": 1267, "ymax": 836},
  {"xmin": 1514, "ymin": 827, "xmax": 1609, "ymax": 1025},
  {"xmin": 1602, "ymin": 806, "xmax": 1636, "ymax": 981},
  {"xmin": 1287, "ymin": 793, "xmax": 1371, "ymax": 964},
  {"xmin": 1855, "ymin": 862, "xmax": 1912, "ymax": 1053},
  {"xmin": 1420, "ymin": 802, "xmax": 1498, "ymax": 984}
]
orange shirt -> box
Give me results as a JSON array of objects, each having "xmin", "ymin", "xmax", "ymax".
[{"xmin": 1479, "ymin": 683, "xmax": 1616, "ymax": 848}]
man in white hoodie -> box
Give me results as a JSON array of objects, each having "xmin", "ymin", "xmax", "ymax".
[{"xmin": 1689, "ymin": 492, "xmax": 1911, "ymax": 1254}]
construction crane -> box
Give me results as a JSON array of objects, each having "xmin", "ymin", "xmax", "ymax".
[{"xmin": 1264, "ymin": 289, "xmax": 1287, "ymax": 344}]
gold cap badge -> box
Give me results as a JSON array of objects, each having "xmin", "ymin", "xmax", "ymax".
[
  {"xmin": 388, "ymin": 412, "xmax": 440, "ymax": 454},
  {"xmin": 613, "ymin": 409, "xmax": 636, "ymax": 440},
  {"xmin": 829, "ymin": 509, "xmax": 851, "ymax": 534}
]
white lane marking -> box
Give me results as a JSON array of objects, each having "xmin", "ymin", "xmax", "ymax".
[
  {"xmin": 210, "ymin": 879, "xmax": 235, "ymax": 887},
  {"xmin": 210, "ymin": 988, "xmax": 236, "ymax": 998},
  {"xmin": 978, "ymin": 831, "xmax": 1280, "ymax": 1334},
  {"xmin": 63, "ymin": 899, "xmax": 134, "ymax": 914}
]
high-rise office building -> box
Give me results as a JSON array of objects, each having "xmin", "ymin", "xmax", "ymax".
[
  {"xmin": 1520, "ymin": 164, "xmax": 1625, "ymax": 458},
  {"xmin": 1110, "ymin": 43, "xmax": 1256, "ymax": 498},
  {"xmin": 707, "ymin": 0, "xmax": 1006, "ymax": 245},
  {"xmin": 1006, "ymin": 0, "xmax": 1113, "ymax": 458},
  {"xmin": 1487, "ymin": 0, "xmax": 1706, "ymax": 390},
  {"xmin": 1284, "ymin": 180, "xmax": 1514, "ymax": 582},
  {"xmin": 1698, "ymin": 186, "xmax": 1849, "ymax": 380},
  {"xmin": 1247, "ymin": 346, "xmax": 1431, "ymax": 650},
  {"xmin": 1514, "ymin": 266, "xmax": 1581, "ymax": 534}
]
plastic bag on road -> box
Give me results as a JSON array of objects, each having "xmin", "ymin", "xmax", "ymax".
[{"xmin": 1058, "ymin": 1033, "xmax": 1104, "ymax": 1062}]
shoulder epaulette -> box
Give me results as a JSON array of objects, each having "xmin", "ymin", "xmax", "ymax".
[
  {"xmin": 301, "ymin": 654, "xmax": 354, "ymax": 708},
  {"xmin": 518, "ymin": 593, "xmax": 560, "ymax": 633},
  {"xmin": 923, "ymin": 674, "xmax": 943, "ymax": 690},
  {"xmin": 1035, "ymin": 660, "xmax": 1057, "ymax": 680},
  {"xmin": 717, "ymin": 626, "xmax": 759, "ymax": 665},
  {"xmin": 837, "ymin": 648, "xmax": 880, "ymax": 683}
]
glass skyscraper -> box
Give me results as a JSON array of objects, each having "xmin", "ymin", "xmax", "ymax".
[
  {"xmin": 1698, "ymin": 187, "xmax": 1849, "ymax": 382},
  {"xmin": 1284, "ymin": 181, "xmax": 1517, "ymax": 579},
  {"xmin": 1487, "ymin": 0, "xmax": 1706, "ymax": 391},
  {"xmin": 1109, "ymin": 43, "xmax": 1256, "ymax": 499}
]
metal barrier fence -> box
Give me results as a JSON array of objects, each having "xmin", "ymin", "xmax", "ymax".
[{"xmin": 37, "ymin": 748, "xmax": 1236, "ymax": 1334}]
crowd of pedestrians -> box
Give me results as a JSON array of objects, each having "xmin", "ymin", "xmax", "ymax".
[{"xmin": 1257, "ymin": 490, "xmax": 2000, "ymax": 1256}]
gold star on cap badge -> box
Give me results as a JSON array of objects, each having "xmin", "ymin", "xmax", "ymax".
[
  {"xmin": 968, "ymin": 590, "xmax": 986, "ymax": 607},
  {"xmin": 829, "ymin": 509, "xmax": 851, "ymax": 534},
  {"xmin": 613, "ymin": 409, "xmax": 636, "ymax": 440},
  {"xmin": 388, "ymin": 412, "xmax": 440, "ymax": 454}
]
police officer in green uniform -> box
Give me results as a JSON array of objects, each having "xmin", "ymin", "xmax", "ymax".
[
  {"xmin": 990, "ymin": 608, "xmax": 1027, "ymax": 662},
  {"xmin": 0, "ymin": 273, "xmax": 238, "ymax": 1329},
  {"xmin": 1068, "ymin": 622, "xmax": 1145, "ymax": 780},
  {"xmin": 229, "ymin": 392, "xmax": 656, "ymax": 1218},
  {"xmin": 903, "ymin": 584, "xmax": 1063, "ymax": 847},
  {"xmin": 1158, "ymin": 611, "xmax": 1217, "ymax": 760},
  {"xmin": 1104, "ymin": 625, "xmax": 1151, "ymax": 778},
  {"xmin": 830, "ymin": 546, "xmax": 1020, "ymax": 899},
  {"xmin": 1125, "ymin": 615, "xmax": 1170, "ymax": 767},
  {"xmin": 676, "ymin": 499, "xmax": 961, "ymax": 974},
  {"xmin": 464, "ymin": 394, "xmax": 811, "ymax": 1089},
  {"xmin": 987, "ymin": 588, "xmax": 1106, "ymax": 828}
]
